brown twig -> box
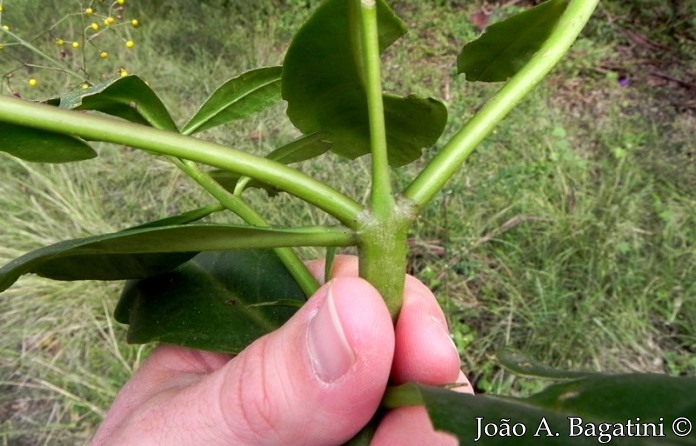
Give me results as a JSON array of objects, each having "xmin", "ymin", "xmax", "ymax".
[
  {"xmin": 472, "ymin": 215, "xmax": 546, "ymax": 248},
  {"xmin": 648, "ymin": 71, "xmax": 696, "ymax": 90}
]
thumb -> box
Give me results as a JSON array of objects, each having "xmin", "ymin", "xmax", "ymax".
[
  {"xmin": 96, "ymin": 277, "xmax": 394, "ymax": 446},
  {"xmin": 214, "ymin": 276, "xmax": 395, "ymax": 445}
]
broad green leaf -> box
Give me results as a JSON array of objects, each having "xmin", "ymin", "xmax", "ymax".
[
  {"xmin": 56, "ymin": 75, "xmax": 178, "ymax": 131},
  {"xmin": 386, "ymin": 375, "xmax": 696, "ymax": 445},
  {"xmin": 0, "ymin": 122, "xmax": 96, "ymax": 163},
  {"xmin": 524, "ymin": 374, "xmax": 696, "ymax": 421},
  {"xmin": 115, "ymin": 250, "xmax": 304, "ymax": 353},
  {"xmin": 181, "ymin": 66, "xmax": 282, "ymax": 135},
  {"xmin": 0, "ymin": 224, "xmax": 355, "ymax": 292},
  {"xmin": 282, "ymin": 0, "xmax": 447, "ymax": 167},
  {"xmin": 127, "ymin": 205, "xmax": 223, "ymax": 230},
  {"xmin": 497, "ymin": 347, "xmax": 596, "ymax": 380},
  {"xmin": 210, "ymin": 132, "xmax": 333, "ymax": 194},
  {"xmin": 457, "ymin": 0, "xmax": 567, "ymax": 82},
  {"xmin": 265, "ymin": 132, "xmax": 333, "ymax": 164}
]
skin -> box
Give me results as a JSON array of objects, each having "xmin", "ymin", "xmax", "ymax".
[{"xmin": 92, "ymin": 256, "xmax": 473, "ymax": 445}]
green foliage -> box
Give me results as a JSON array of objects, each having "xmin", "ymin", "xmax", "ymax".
[
  {"xmin": 54, "ymin": 76, "xmax": 178, "ymax": 131},
  {"xmin": 496, "ymin": 348, "xmax": 595, "ymax": 380},
  {"xmin": 210, "ymin": 132, "xmax": 334, "ymax": 194},
  {"xmin": 4, "ymin": 0, "xmax": 692, "ymax": 445},
  {"xmin": 457, "ymin": 0, "xmax": 567, "ymax": 82},
  {"xmin": 182, "ymin": 66, "xmax": 282, "ymax": 135},
  {"xmin": 388, "ymin": 372, "xmax": 696, "ymax": 445},
  {"xmin": 116, "ymin": 250, "xmax": 304, "ymax": 353},
  {"xmin": 281, "ymin": 0, "xmax": 448, "ymax": 166},
  {"xmin": 0, "ymin": 123, "xmax": 96, "ymax": 162},
  {"xmin": 0, "ymin": 224, "xmax": 353, "ymax": 292}
]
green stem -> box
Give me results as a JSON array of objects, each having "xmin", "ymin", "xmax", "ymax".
[
  {"xmin": 0, "ymin": 96, "xmax": 363, "ymax": 227},
  {"xmin": 350, "ymin": 0, "xmax": 410, "ymax": 319},
  {"xmin": 357, "ymin": 200, "xmax": 414, "ymax": 319},
  {"xmin": 403, "ymin": 0, "xmax": 600, "ymax": 209},
  {"xmin": 381, "ymin": 384, "xmax": 424, "ymax": 409},
  {"xmin": 173, "ymin": 158, "xmax": 320, "ymax": 296},
  {"xmin": 357, "ymin": 0, "xmax": 394, "ymax": 217}
]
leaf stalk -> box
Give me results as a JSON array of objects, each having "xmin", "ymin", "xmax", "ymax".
[
  {"xmin": 357, "ymin": 0, "xmax": 394, "ymax": 217},
  {"xmin": 0, "ymin": 95, "xmax": 364, "ymax": 227},
  {"xmin": 402, "ymin": 0, "xmax": 600, "ymax": 209},
  {"xmin": 172, "ymin": 158, "xmax": 320, "ymax": 296}
]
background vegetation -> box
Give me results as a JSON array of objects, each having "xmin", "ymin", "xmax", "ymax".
[{"xmin": 1, "ymin": 0, "xmax": 694, "ymax": 443}]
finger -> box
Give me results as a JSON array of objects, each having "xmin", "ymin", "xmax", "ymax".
[
  {"xmin": 93, "ymin": 276, "xmax": 394, "ymax": 446},
  {"xmin": 92, "ymin": 346, "xmax": 232, "ymax": 443},
  {"xmin": 373, "ymin": 276, "xmax": 473, "ymax": 445},
  {"xmin": 372, "ymin": 407, "xmax": 458, "ymax": 446},
  {"xmin": 391, "ymin": 275, "xmax": 462, "ymax": 385},
  {"xmin": 309, "ymin": 255, "xmax": 471, "ymax": 389},
  {"xmin": 305, "ymin": 254, "xmax": 358, "ymax": 284}
]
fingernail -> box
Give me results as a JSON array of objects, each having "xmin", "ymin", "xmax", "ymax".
[{"xmin": 307, "ymin": 282, "xmax": 355, "ymax": 383}]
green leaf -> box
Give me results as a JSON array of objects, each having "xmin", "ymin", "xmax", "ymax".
[
  {"xmin": 181, "ymin": 66, "xmax": 282, "ymax": 135},
  {"xmin": 126, "ymin": 205, "xmax": 223, "ymax": 230},
  {"xmin": 0, "ymin": 122, "xmax": 97, "ymax": 163},
  {"xmin": 0, "ymin": 224, "xmax": 356, "ymax": 292},
  {"xmin": 282, "ymin": 0, "xmax": 447, "ymax": 167},
  {"xmin": 115, "ymin": 250, "xmax": 304, "ymax": 353},
  {"xmin": 497, "ymin": 347, "xmax": 595, "ymax": 380},
  {"xmin": 387, "ymin": 375, "xmax": 696, "ymax": 445},
  {"xmin": 523, "ymin": 374, "xmax": 696, "ymax": 421},
  {"xmin": 56, "ymin": 75, "xmax": 178, "ymax": 131},
  {"xmin": 457, "ymin": 0, "xmax": 568, "ymax": 82},
  {"xmin": 209, "ymin": 132, "xmax": 333, "ymax": 194},
  {"xmin": 265, "ymin": 132, "xmax": 333, "ymax": 164}
]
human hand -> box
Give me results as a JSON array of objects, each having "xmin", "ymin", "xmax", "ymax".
[{"xmin": 92, "ymin": 255, "xmax": 472, "ymax": 445}]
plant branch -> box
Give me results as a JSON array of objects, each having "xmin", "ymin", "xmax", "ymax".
[
  {"xmin": 357, "ymin": 205, "xmax": 412, "ymax": 319},
  {"xmin": 172, "ymin": 158, "xmax": 320, "ymax": 296},
  {"xmin": 357, "ymin": 0, "xmax": 394, "ymax": 217},
  {"xmin": 402, "ymin": 0, "xmax": 600, "ymax": 209},
  {"xmin": 350, "ymin": 0, "xmax": 411, "ymax": 320},
  {"xmin": 0, "ymin": 96, "xmax": 364, "ymax": 227}
]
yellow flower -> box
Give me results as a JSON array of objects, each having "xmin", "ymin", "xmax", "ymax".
[
  {"xmin": 131, "ymin": 19, "xmax": 140, "ymax": 28},
  {"xmin": 117, "ymin": 0, "xmax": 125, "ymax": 4},
  {"xmin": 100, "ymin": 51, "xmax": 108, "ymax": 59},
  {"xmin": 90, "ymin": 22, "xmax": 99, "ymax": 31},
  {"xmin": 56, "ymin": 38, "xmax": 65, "ymax": 46},
  {"xmin": 84, "ymin": 8, "xmax": 94, "ymax": 15},
  {"xmin": 28, "ymin": 78, "xmax": 38, "ymax": 87},
  {"xmin": 72, "ymin": 41, "xmax": 79, "ymax": 49},
  {"xmin": 104, "ymin": 17, "xmax": 115, "ymax": 26},
  {"xmin": 119, "ymin": 68, "xmax": 128, "ymax": 77},
  {"xmin": 2, "ymin": 25, "xmax": 9, "ymax": 31},
  {"xmin": 125, "ymin": 40, "xmax": 134, "ymax": 49}
]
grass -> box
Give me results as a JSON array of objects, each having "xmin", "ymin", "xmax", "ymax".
[{"xmin": 1, "ymin": 0, "xmax": 695, "ymax": 443}]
